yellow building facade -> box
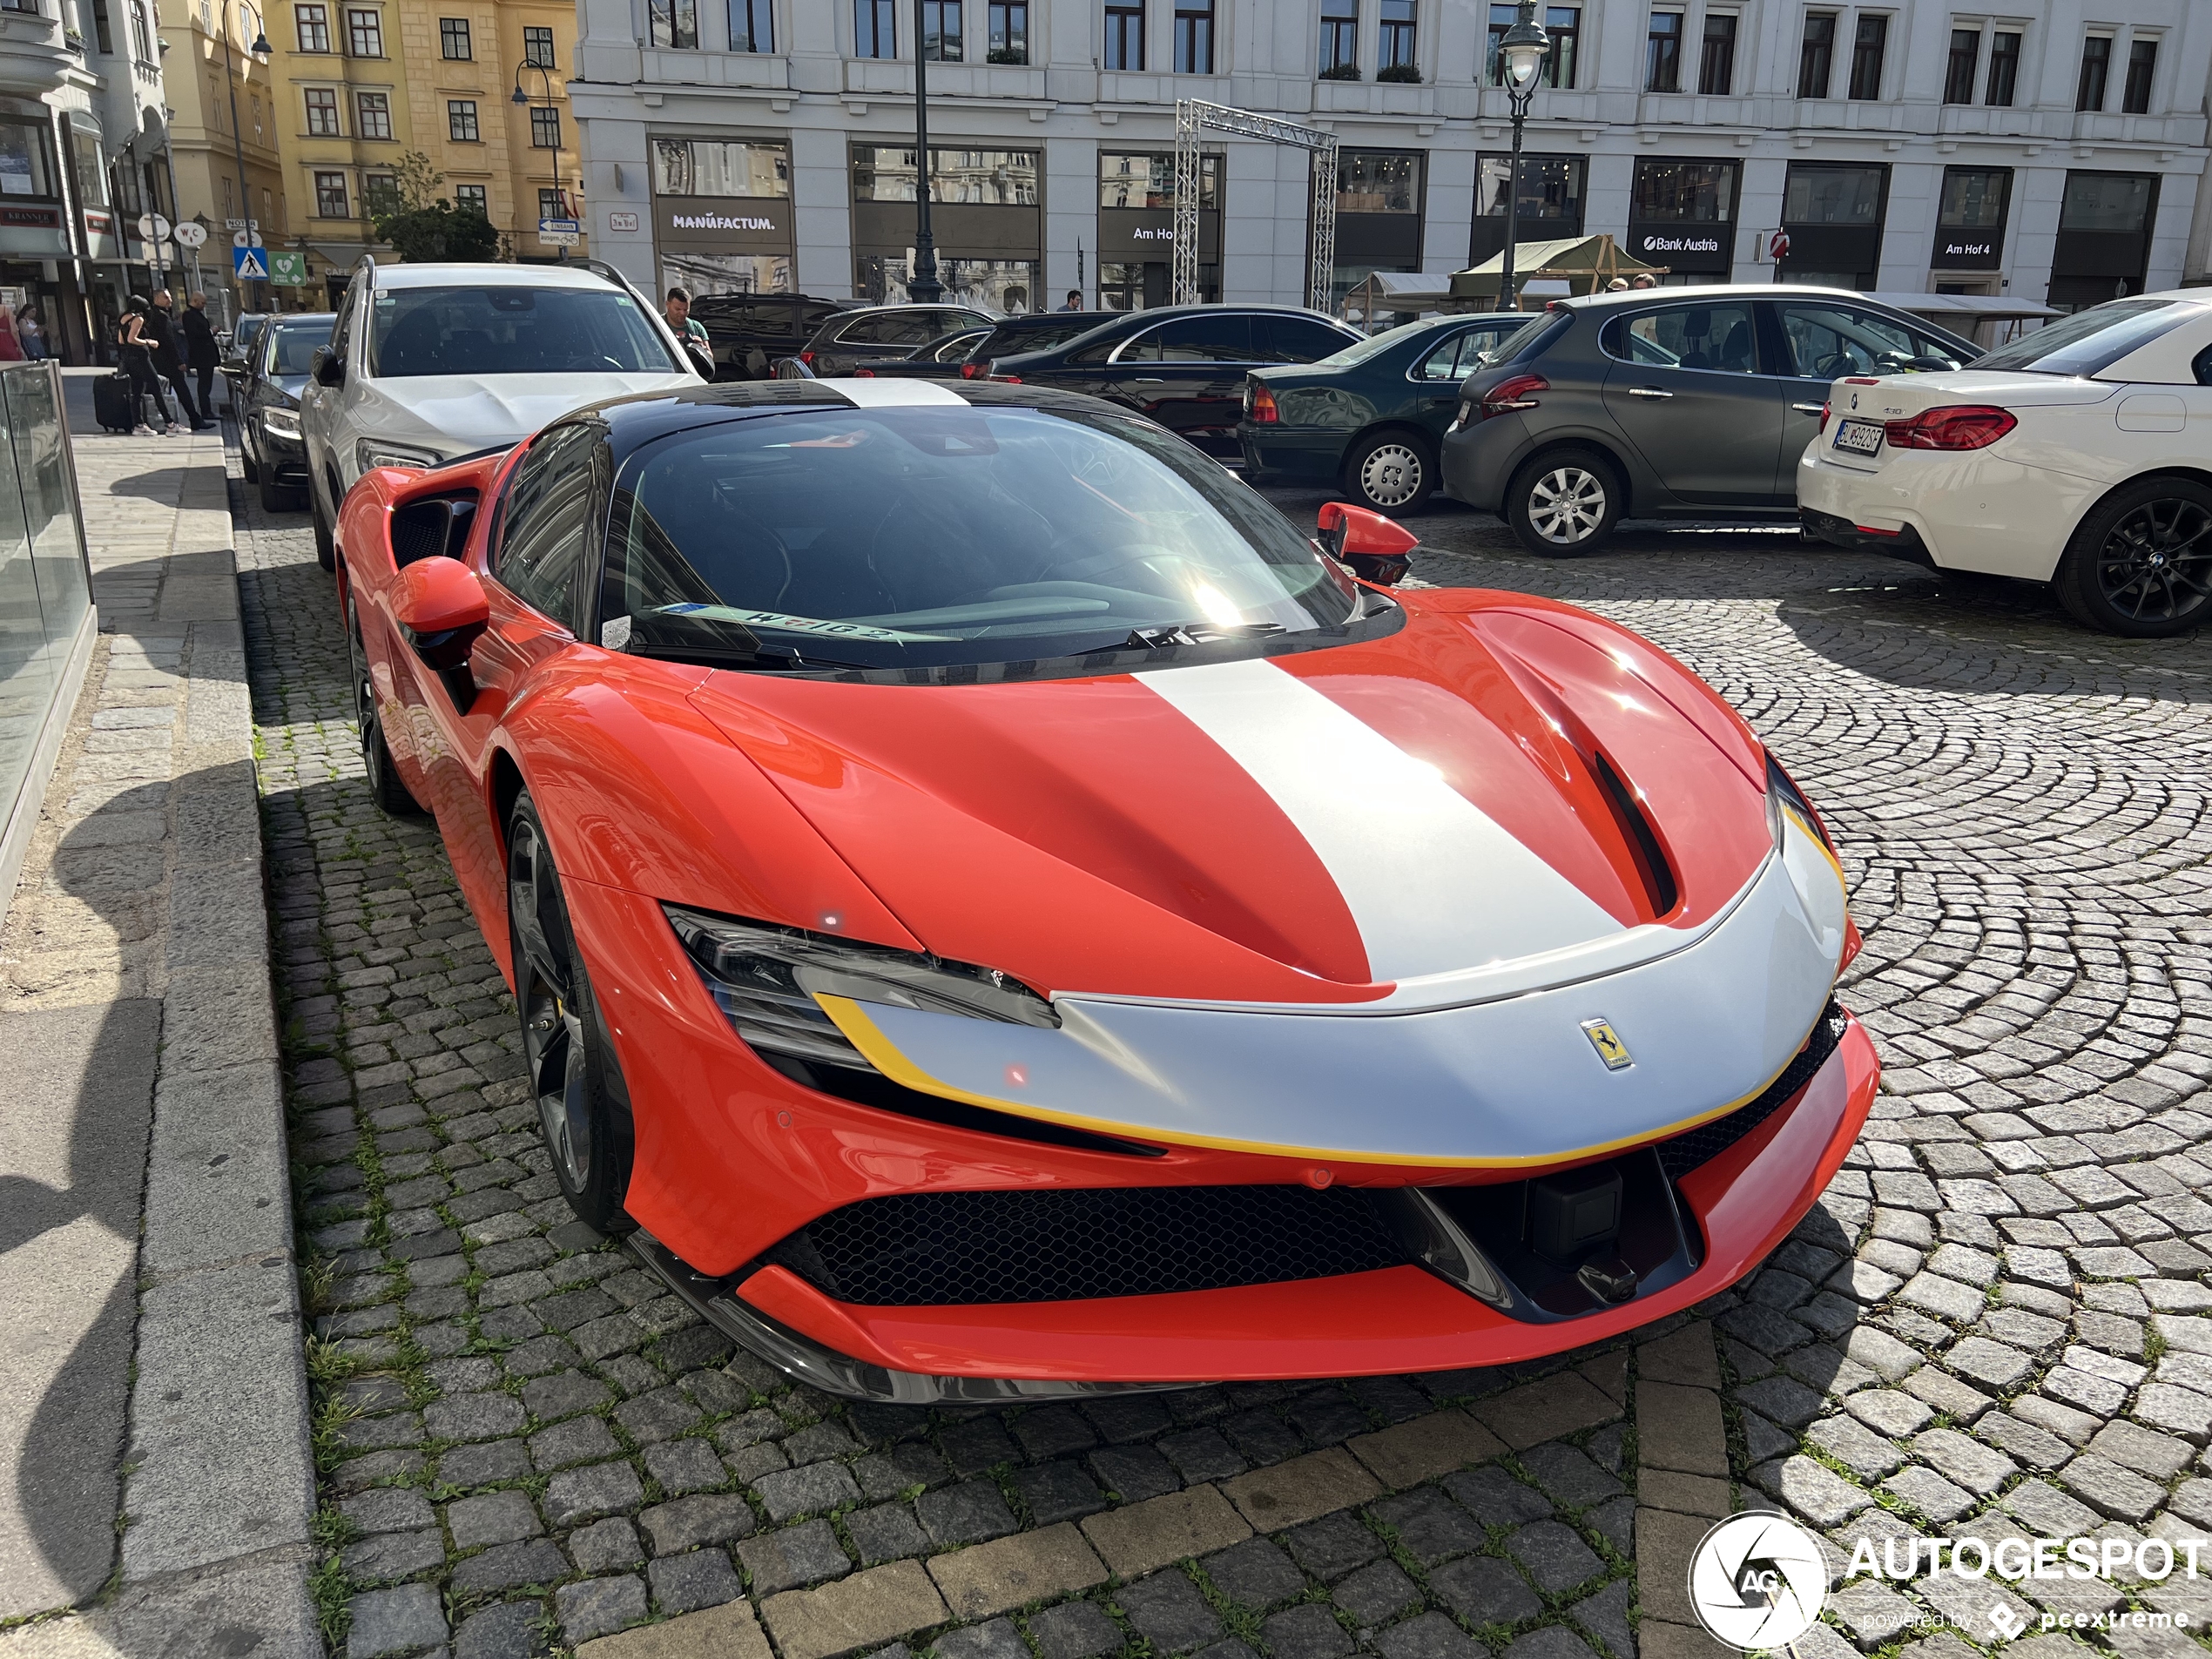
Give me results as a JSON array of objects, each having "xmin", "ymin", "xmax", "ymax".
[{"xmin": 153, "ymin": 0, "xmax": 289, "ymax": 323}]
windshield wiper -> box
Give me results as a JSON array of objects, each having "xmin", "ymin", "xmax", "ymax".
[
  {"xmin": 624, "ymin": 642, "xmax": 875, "ymax": 672},
  {"xmin": 1124, "ymin": 621, "xmax": 1287, "ymax": 650}
]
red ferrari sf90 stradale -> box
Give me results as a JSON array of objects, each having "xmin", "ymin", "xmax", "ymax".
[{"xmin": 334, "ymin": 377, "xmax": 1877, "ymax": 1402}]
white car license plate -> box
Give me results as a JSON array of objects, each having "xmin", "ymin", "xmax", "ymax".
[{"xmin": 1832, "ymin": 419, "xmax": 1884, "ymax": 456}]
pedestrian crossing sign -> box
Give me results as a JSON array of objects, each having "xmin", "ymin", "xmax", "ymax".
[{"xmin": 233, "ymin": 246, "xmax": 269, "ymax": 279}]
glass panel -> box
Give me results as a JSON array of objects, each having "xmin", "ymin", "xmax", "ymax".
[
  {"xmin": 2060, "ymin": 172, "xmax": 2153, "ymax": 233},
  {"xmin": 1618, "ymin": 304, "xmax": 1757, "ymax": 373},
  {"xmin": 1776, "ymin": 305, "xmax": 1965, "ymax": 377},
  {"xmin": 1099, "ymin": 152, "xmax": 1218, "ymax": 209},
  {"xmin": 1630, "ymin": 160, "xmax": 1735, "ymax": 221},
  {"xmin": 853, "ymin": 147, "xmax": 1035, "ymax": 206},
  {"xmin": 1970, "ymin": 297, "xmax": 2183, "ymax": 374},
  {"xmin": 661, "ymin": 253, "xmax": 792, "ymax": 297},
  {"xmin": 1477, "ymin": 153, "xmax": 1582, "ymax": 220},
  {"xmin": 0, "ymin": 367, "xmax": 47, "ymax": 833},
  {"xmin": 1338, "ymin": 152, "xmax": 1420, "ymax": 213},
  {"xmin": 1939, "ymin": 169, "xmax": 2007, "ymax": 228},
  {"xmin": 653, "ymin": 138, "xmax": 790, "ymax": 198},
  {"xmin": 1784, "ymin": 164, "xmax": 1883, "ymax": 224}
]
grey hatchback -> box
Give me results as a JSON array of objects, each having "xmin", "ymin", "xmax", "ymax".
[{"xmin": 1439, "ymin": 284, "xmax": 1977, "ymax": 555}]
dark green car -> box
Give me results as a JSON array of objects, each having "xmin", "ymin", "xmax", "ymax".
[{"xmin": 1238, "ymin": 311, "xmax": 1529, "ymax": 515}]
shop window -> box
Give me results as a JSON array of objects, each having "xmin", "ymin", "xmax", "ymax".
[
  {"xmin": 1099, "ymin": 151, "xmax": 1217, "ymax": 208},
  {"xmin": 530, "ymin": 107, "xmax": 560, "ymax": 149},
  {"xmin": 355, "ymin": 91, "xmax": 390, "ymax": 139},
  {"xmin": 1797, "ymin": 10, "xmax": 1834, "ymax": 97},
  {"xmin": 1337, "ymin": 151, "xmax": 1419, "ymax": 214},
  {"xmin": 654, "ymin": 138, "xmax": 791, "ymax": 197},
  {"xmin": 304, "ymin": 86, "xmax": 339, "ymax": 133},
  {"xmin": 448, "ymin": 99, "xmax": 478, "ymax": 140},
  {"xmin": 2123, "ymin": 37, "xmax": 2156, "ymax": 115},
  {"xmin": 1699, "ymin": 11, "xmax": 1735, "ymax": 94},
  {"xmin": 1477, "ymin": 153, "xmax": 1584, "ymax": 226},
  {"xmin": 1943, "ymin": 27, "xmax": 1977, "ymax": 104},
  {"xmin": 1645, "ymin": 10, "xmax": 1680, "ymax": 91},
  {"xmin": 1486, "ymin": 4, "xmax": 1577, "ymax": 88},
  {"xmin": 664, "ymin": 253, "xmax": 792, "ymax": 297},
  {"xmin": 650, "ymin": 0, "xmax": 694, "ymax": 49},
  {"xmin": 1847, "ymin": 13, "xmax": 1885, "ymax": 98},
  {"xmin": 455, "ymin": 183, "xmax": 487, "ymax": 214},
  {"xmin": 1379, "ymin": 0, "xmax": 1413, "ymax": 74},
  {"xmin": 2059, "ymin": 172, "xmax": 2152, "ymax": 233},
  {"xmin": 1986, "ymin": 28, "xmax": 2019, "ymax": 105},
  {"xmin": 729, "ymin": 0, "xmax": 769, "ymax": 51},
  {"xmin": 1784, "ymin": 163, "xmax": 1884, "ymax": 224},
  {"xmin": 853, "ymin": 145, "xmax": 1033, "ymax": 205},
  {"xmin": 439, "ymin": 15, "xmax": 468, "ymax": 56},
  {"xmin": 1630, "ymin": 158, "xmax": 1736, "ymax": 221},
  {"xmin": 921, "ymin": 0, "xmax": 959, "ymax": 59},
  {"xmin": 0, "ymin": 118, "xmax": 57, "ymax": 199},
  {"xmin": 1173, "ymin": 0, "xmax": 1211, "ymax": 74},
  {"xmin": 314, "ymin": 170, "xmax": 348, "ymax": 217},
  {"xmin": 986, "ymin": 0, "xmax": 1024, "ymax": 62},
  {"xmin": 2076, "ymin": 33, "xmax": 2110, "ymax": 111},
  {"xmin": 855, "ymin": 0, "xmax": 892, "ymax": 57},
  {"xmin": 1104, "ymin": 2, "xmax": 1142, "ymax": 70},
  {"xmin": 1939, "ymin": 167, "xmax": 2007, "ymax": 230},
  {"xmin": 523, "ymin": 23, "xmax": 555, "ymax": 63},
  {"xmin": 1318, "ymin": 0, "xmax": 1354, "ymax": 76}
]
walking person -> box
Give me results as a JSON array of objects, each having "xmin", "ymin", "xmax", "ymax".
[
  {"xmin": 181, "ymin": 293, "xmax": 220, "ymax": 421},
  {"xmin": 145, "ymin": 290, "xmax": 206, "ymax": 430},
  {"xmin": 118, "ymin": 295, "xmax": 179, "ymax": 435},
  {"xmin": 1056, "ymin": 289, "xmax": 1084, "ymax": 313},
  {"xmin": 663, "ymin": 287, "xmax": 716, "ymax": 378}
]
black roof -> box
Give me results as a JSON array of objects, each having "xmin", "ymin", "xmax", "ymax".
[{"xmin": 568, "ymin": 377, "xmax": 1112, "ymax": 455}]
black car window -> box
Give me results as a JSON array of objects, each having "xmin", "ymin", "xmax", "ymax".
[
  {"xmin": 925, "ymin": 329, "xmax": 988, "ymax": 362},
  {"xmin": 1606, "ymin": 305, "xmax": 1757, "ymax": 374},
  {"xmin": 1777, "ymin": 304, "xmax": 1966, "ymax": 378},
  {"xmin": 927, "ymin": 309, "xmax": 985, "ymax": 338},
  {"xmin": 981, "ymin": 317, "xmax": 1099, "ymax": 356},
  {"xmin": 1068, "ymin": 333, "xmax": 1125, "ymax": 364},
  {"xmin": 495, "ymin": 423, "xmax": 599, "ymax": 631},
  {"xmin": 1264, "ymin": 315, "xmax": 1357, "ymax": 361},
  {"xmin": 1157, "ymin": 314, "xmax": 1258, "ymax": 362},
  {"xmin": 267, "ymin": 322, "xmax": 334, "ymax": 375},
  {"xmin": 840, "ymin": 312, "xmax": 941, "ymax": 347}
]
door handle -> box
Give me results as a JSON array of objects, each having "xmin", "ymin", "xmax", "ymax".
[
  {"xmin": 1628, "ymin": 387, "xmax": 1673, "ymax": 399},
  {"xmin": 1791, "ymin": 401, "xmax": 1826, "ymax": 415},
  {"xmin": 1131, "ymin": 377, "xmax": 1166, "ymax": 382}
]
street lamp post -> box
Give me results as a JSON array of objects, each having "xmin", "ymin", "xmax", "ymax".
[
  {"xmin": 513, "ymin": 62, "xmax": 568, "ymax": 260},
  {"xmin": 222, "ymin": 8, "xmax": 272, "ymax": 309},
  {"xmin": 1496, "ymin": 1, "xmax": 1552, "ymax": 313},
  {"xmin": 906, "ymin": 0, "xmax": 941, "ymax": 302}
]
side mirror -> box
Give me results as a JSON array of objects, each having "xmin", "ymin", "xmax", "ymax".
[
  {"xmin": 1317, "ymin": 502, "xmax": 1420, "ymax": 586},
  {"xmin": 311, "ymin": 347, "xmax": 344, "ymax": 388},
  {"xmin": 391, "ymin": 556, "xmax": 489, "ymax": 671}
]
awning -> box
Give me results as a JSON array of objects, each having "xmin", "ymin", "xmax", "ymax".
[
  {"xmin": 1339, "ymin": 269, "xmax": 1462, "ymax": 320},
  {"xmin": 1858, "ymin": 291, "xmax": 2061, "ymax": 323},
  {"xmin": 1449, "ymin": 234, "xmax": 1666, "ymax": 304}
]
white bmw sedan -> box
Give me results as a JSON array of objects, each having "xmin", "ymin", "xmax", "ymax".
[{"xmin": 1798, "ymin": 290, "xmax": 2212, "ymax": 637}]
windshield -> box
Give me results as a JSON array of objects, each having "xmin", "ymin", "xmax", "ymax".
[
  {"xmin": 1312, "ymin": 319, "xmax": 1440, "ymax": 368},
  {"xmin": 607, "ymin": 403, "xmax": 1362, "ymax": 672},
  {"xmin": 368, "ymin": 286, "xmax": 682, "ymax": 378},
  {"xmin": 1969, "ymin": 299, "xmax": 2190, "ymax": 376},
  {"xmin": 266, "ymin": 321, "xmax": 333, "ymax": 375}
]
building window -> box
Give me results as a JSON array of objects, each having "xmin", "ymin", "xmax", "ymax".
[
  {"xmin": 1784, "ymin": 162, "xmax": 1884, "ymax": 224},
  {"xmin": 1938, "ymin": 165, "xmax": 2008, "ymax": 233},
  {"xmin": 1645, "ymin": 10, "xmax": 1681, "ymax": 91},
  {"xmin": 1797, "ymin": 10, "xmax": 1835, "ymax": 97},
  {"xmin": 344, "ymin": 5, "xmax": 379, "ymax": 53},
  {"xmin": 438, "ymin": 15, "xmax": 467, "ymax": 56},
  {"xmin": 650, "ymin": 0, "xmax": 694, "ymax": 48},
  {"xmin": 1378, "ymin": 0, "xmax": 1413, "ymax": 72},
  {"xmin": 855, "ymin": 0, "xmax": 891, "ymax": 56},
  {"xmin": 986, "ymin": 0, "xmax": 1023, "ymax": 61},
  {"xmin": 455, "ymin": 182, "xmax": 487, "ymax": 213},
  {"xmin": 1337, "ymin": 151, "xmax": 1420, "ymax": 213},
  {"xmin": 304, "ymin": 86, "xmax": 339, "ymax": 133},
  {"xmin": 314, "ymin": 169, "xmax": 348, "ymax": 216},
  {"xmin": 1099, "ymin": 150, "xmax": 1219, "ymax": 208},
  {"xmin": 523, "ymin": 23, "xmax": 555, "ymax": 63},
  {"xmin": 2122, "ymin": 37, "xmax": 2156, "ymax": 115},
  {"xmin": 91, "ymin": 0, "xmax": 111, "ymax": 51},
  {"xmin": 1318, "ymin": 0, "xmax": 1353, "ymax": 75},
  {"xmin": 1846, "ymin": 12, "xmax": 1885, "ymax": 98},
  {"xmin": 1172, "ymin": 0, "xmax": 1211, "ymax": 72},
  {"xmin": 1698, "ymin": 11, "xmax": 1735, "ymax": 94},
  {"xmin": 354, "ymin": 90, "xmax": 390, "ymax": 137},
  {"xmin": 1629, "ymin": 158, "xmax": 1736, "ymax": 221},
  {"xmin": 1477, "ymin": 152, "xmax": 1584, "ymax": 226},
  {"xmin": 2076, "ymin": 33, "xmax": 2109, "ymax": 111},
  {"xmin": 1986, "ymin": 28, "xmax": 2019, "ymax": 105},
  {"xmin": 448, "ymin": 98, "xmax": 478, "ymax": 139},
  {"xmin": 530, "ymin": 106, "xmax": 560, "ymax": 148},
  {"xmin": 128, "ymin": 0, "xmax": 150, "ymax": 55},
  {"xmin": 1943, "ymin": 27, "xmax": 1977, "ymax": 104},
  {"xmin": 364, "ymin": 172, "xmax": 396, "ymax": 213},
  {"xmin": 1487, "ymin": 4, "xmax": 1577, "ymax": 88},
  {"xmin": 920, "ymin": 0, "xmax": 959, "ymax": 58},
  {"xmin": 1105, "ymin": 3, "xmax": 1143, "ymax": 69},
  {"xmin": 538, "ymin": 186, "xmax": 567, "ymax": 219},
  {"xmin": 729, "ymin": 0, "xmax": 769, "ymax": 51},
  {"xmin": 655, "ymin": 136, "xmax": 791, "ymax": 195},
  {"xmin": 293, "ymin": 0, "xmax": 326, "ymax": 46}
]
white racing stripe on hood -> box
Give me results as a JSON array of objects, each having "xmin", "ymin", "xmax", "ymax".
[
  {"xmin": 820, "ymin": 378, "xmax": 970, "ymax": 408},
  {"xmin": 1136, "ymin": 656, "xmax": 1622, "ymax": 981}
]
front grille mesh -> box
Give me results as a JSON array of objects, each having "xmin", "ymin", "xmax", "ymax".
[
  {"xmin": 1656, "ymin": 1001, "xmax": 1847, "ymax": 1179},
  {"xmin": 765, "ymin": 1185, "xmax": 1409, "ymax": 1306}
]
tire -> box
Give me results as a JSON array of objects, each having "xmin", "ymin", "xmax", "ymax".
[
  {"xmin": 312, "ymin": 475, "xmax": 337, "ymax": 571},
  {"xmin": 1344, "ymin": 429, "xmax": 1438, "ymax": 517},
  {"xmin": 2054, "ymin": 476, "xmax": 2212, "ymax": 638},
  {"xmin": 507, "ymin": 792, "xmax": 635, "ymax": 1234},
  {"xmin": 1505, "ymin": 447, "xmax": 1623, "ymax": 557},
  {"xmin": 349, "ymin": 601, "xmax": 424, "ymax": 817}
]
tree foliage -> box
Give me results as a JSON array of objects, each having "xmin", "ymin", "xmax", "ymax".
[{"xmin": 373, "ymin": 151, "xmax": 501, "ymax": 263}]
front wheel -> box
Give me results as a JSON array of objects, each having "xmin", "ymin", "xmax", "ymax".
[
  {"xmin": 1344, "ymin": 430, "xmax": 1437, "ymax": 517},
  {"xmin": 508, "ymin": 793, "xmax": 635, "ymax": 1235},
  {"xmin": 1505, "ymin": 447, "xmax": 1622, "ymax": 557},
  {"xmin": 2054, "ymin": 477, "xmax": 2212, "ymax": 637}
]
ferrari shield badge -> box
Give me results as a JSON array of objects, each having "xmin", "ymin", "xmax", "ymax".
[{"xmin": 1581, "ymin": 1019, "xmax": 1634, "ymax": 1070}]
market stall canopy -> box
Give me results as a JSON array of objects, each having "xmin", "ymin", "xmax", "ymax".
[
  {"xmin": 1450, "ymin": 234, "xmax": 1666, "ymax": 303},
  {"xmin": 1340, "ymin": 270, "xmax": 1461, "ymax": 321},
  {"xmin": 1856, "ymin": 292, "xmax": 2062, "ymax": 324}
]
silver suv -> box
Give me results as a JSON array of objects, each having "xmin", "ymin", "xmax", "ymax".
[{"xmin": 300, "ymin": 259, "xmax": 702, "ymax": 570}]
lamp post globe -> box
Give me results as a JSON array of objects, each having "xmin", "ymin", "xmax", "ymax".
[{"xmin": 1496, "ymin": 0, "xmax": 1552, "ymax": 314}]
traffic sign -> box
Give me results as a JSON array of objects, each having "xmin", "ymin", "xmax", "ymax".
[
  {"xmin": 268, "ymin": 251, "xmax": 307, "ymax": 287},
  {"xmin": 233, "ymin": 246, "xmax": 269, "ymax": 280},
  {"xmin": 136, "ymin": 212, "xmax": 171, "ymax": 243},
  {"xmin": 233, "ymin": 227, "xmax": 265, "ymax": 249},
  {"xmin": 172, "ymin": 220, "xmax": 208, "ymax": 249},
  {"xmin": 539, "ymin": 216, "xmax": 582, "ymax": 247},
  {"xmin": 1769, "ymin": 229, "xmax": 1791, "ymax": 261}
]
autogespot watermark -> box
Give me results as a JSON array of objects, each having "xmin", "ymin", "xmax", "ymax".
[{"xmin": 1689, "ymin": 1514, "xmax": 2201, "ymax": 1652}]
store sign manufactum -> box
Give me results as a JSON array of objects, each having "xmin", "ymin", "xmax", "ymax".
[{"xmin": 653, "ymin": 196, "xmax": 792, "ymax": 254}]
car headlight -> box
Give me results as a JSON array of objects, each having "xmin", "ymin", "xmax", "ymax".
[
  {"xmin": 1766, "ymin": 753, "xmax": 1837, "ymax": 857},
  {"xmin": 261, "ymin": 404, "xmax": 300, "ymax": 440},
  {"xmin": 357, "ymin": 439, "xmax": 442, "ymax": 473},
  {"xmin": 664, "ymin": 906, "xmax": 1058, "ymax": 1074}
]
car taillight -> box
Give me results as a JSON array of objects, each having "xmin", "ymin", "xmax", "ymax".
[
  {"xmin": 798, "ymin": 350, "xmax": 814, "ymax": 366},
  {"xmin": 1478, "ymin": 374, "xmax": 1548, "ymax": 419},
  {"xmin": 853, "ymin": 368, "xmax": 875, "ymax": 378},
  {"xmin": 1248, "ymin": 383, "xmax": 1279, "ymax": 424},
  {"xmin": 1882, "ymin": 405, "xmax": 2016, "ymax": 450},
  {"xmin": 1818, "ymin": 402, "xmax": 1830, "ymax": 433},
  {"xmin": 961, "ymin": 361, "xmax": 987, "ymax": 380},
  {"xmin": 991, "ymin": 374, "xmax": 1022, "ymax": 383}
]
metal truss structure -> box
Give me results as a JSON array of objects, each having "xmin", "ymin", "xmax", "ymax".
[{"xmin": 1172, "ymin": 100, "xmax": 1339, "ymax": 311}]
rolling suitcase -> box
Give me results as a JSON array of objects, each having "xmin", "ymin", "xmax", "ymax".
[{"xmin": 93, "ymin": 369, "xmax": 137, "ymax": 434}]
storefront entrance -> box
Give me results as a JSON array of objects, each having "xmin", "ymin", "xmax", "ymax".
[
  {"xmin": 1626, "ymin": 159, "xmax": 1738, "ymax": 283},
  {"xmin": 652, "ymin": 138, "xmax": 795, "ymax": 299},
  {"xmin": 1097, "ymin": 151, "xmax": 1218, "ymax": 312}
]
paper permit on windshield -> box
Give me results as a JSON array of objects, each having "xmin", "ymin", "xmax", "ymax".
[{"xmin": 649, "ymin": 604, "xmax": 955, "ymax": 643}]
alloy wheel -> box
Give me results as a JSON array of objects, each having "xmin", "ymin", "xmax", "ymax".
[
  {"xmin": 1359, "ymin": 443, "xmax": 1423, "ymax": 509},
  {"xmin": 1526, "ymin": 466, "xmax": 1608, "ymax": 545},
  {"xmin": 2097, "ymin": 498, "xmax": 2212, "ymax": 624},
  {"xmin": 509, "ymin": 819, "xmax": 593, "ymax": 1192}
]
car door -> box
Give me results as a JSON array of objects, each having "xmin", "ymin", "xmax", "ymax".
[
  {"xmin": 1405, "ymin": 326, "xmax": 1520, "ymax": 437},
  {"xmin": 1106, "ymin": 313, "xmax": 1264, "ymax": 450},
  {"xmin": 1767, "ymin": 300, "xmax": 1973, "ymax": 497},
  {"xmin": 1599, "ymin": 300, "xmax": 1791, "ymax": 508},
  {"xmin": 302, "ymin": 276, "xmax": 360, "ymax": 495}
]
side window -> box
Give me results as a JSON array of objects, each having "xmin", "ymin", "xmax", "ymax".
[
  {"xmin": 1155, "ymin": 314, "xmax": 1255, "ymax": 362},
  {"xmin": 1777, "ymin": 305, "xmax": 1966, "ymax": 377},
  {"xmin": 1116, "ymin": 327, "xmax": 1163, "ymax": 364},
  {"xmin": 1609, "ymin": 305, "xmax": 1757, "ymax": 374},
  {"xmin": 1068, "ymin": 336, "xmax": 1120, "ymax": 365},
  {"xmin": 1417, "ymin": 330, "xmax": 1487, "ymax": 380},
  {"xmin": 834, "ymin": 315, "xmax": 899, "ymax": 345},
  {"xmin": 1264, "ymin": 315, "xmax": 1357, "ymax": 361},
  {"xmin": 495, "ymin": 424, "xmax": 599, "ymax": 631},
  {"xmin": 329, "ymin": 284, "xmax": 358, "ymax": 366}
]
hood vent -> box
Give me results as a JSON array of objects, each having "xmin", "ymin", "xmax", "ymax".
[{"xmin": 1588, "ymin": 750, "xmax": 1679, "ymax": 921}]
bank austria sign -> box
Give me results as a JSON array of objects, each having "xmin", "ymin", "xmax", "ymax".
[{"xmin": 1624, "ymin": 220, "xmax": 1733, "ymax": 275}]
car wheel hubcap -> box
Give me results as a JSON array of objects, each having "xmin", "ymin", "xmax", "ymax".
[
  {"xmin": 1360, "ymin": 444, "xmax": 1422, "ymax": 508},
  {"xmin": 1527, "ymin": 467, "xmax": 1607, "ymax": 544},
  {"xmin": 2099, "ymin": 500, "xmax": 2212, "ymax": 623},
  {"xmin": 509, "ymin": 820, "xmax": 591, "ymax": 1191}
]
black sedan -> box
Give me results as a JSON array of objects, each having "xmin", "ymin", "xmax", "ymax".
[
  {"xmin": 690, "ymin": 292, "xmax": 854, "ymax": 380},
  {"xmin": 239, "ymin": 312, "xmax": 334, "ymax": 513},
  {"xmin": 987, "ymin": 305, "xmax": 1361, "ymax": 455},
  {"xmin": 846, "ymin": 312, "xmax": 1113, "ymax": 381},
  {"xmin": 1238, "ymin": 311, "xmax": 1529, "ymax": 516},
  {"xmin": 794, "ymin": 302, "xmax": 996, "ymax": 376}
]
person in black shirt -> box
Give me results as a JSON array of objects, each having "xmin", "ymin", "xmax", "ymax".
[
  {"xmin": 118, "ymin": 294, "xmax": 179, "ymax": 433},
  {"xmin": 145, "ymin": 290, "xmax": 206, "ymax": 429},
  {"xmin": 180, "ymin": 292, "xmax": 221, "ymax": 421}
]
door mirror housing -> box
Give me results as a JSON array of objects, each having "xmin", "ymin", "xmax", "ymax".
[
  {"xmin": 311, "ymin": 347, "xmax": 344, "ymax": 388},
  {"xmin": 1317, "ymin": 501, "xmax": 1420, "ymax": 586},
  {"xmin": 392, "ymin": 556, "xmax": 489, "ymax": 670}
]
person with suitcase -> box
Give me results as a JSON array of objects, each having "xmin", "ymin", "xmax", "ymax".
[{"xmin": 117, "ymin": 296, "xmax": 179, "ymax": 435}]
